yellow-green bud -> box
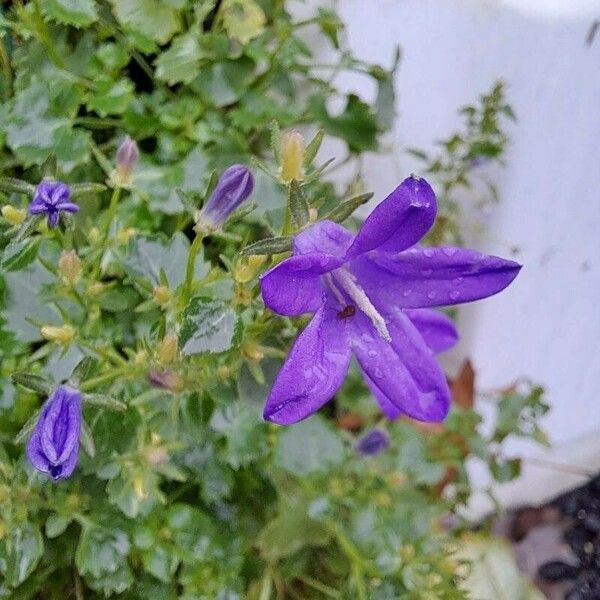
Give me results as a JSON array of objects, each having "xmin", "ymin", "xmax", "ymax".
[
  {"xmin": 153, "ymin": 286, "xmax": 171, "ymax": 308},
  {"xmin": 40, "ymin": 324, "xmax": 76, "ymax": 345},
  {"xmin": 242, "ymin": 341, "xmax": 264, "ymax": 362},
  {"xmin": 58, "ymin": 250, "xmax": 82, "ymax": 286},
  {"xmin": 247, "ymin": 254, "xmax": 267, "ymax": 268},
  {"xmin": 157, "ymin": 334, "xmax": 178, "ymax": 366},
  {"xmin": 280, "ymin": 130, "xmax": 305, "ymax": 182},
  {"xmin": 1, "ymin": 205, "xmax": 26, "ymax": 226},
  {"xmin": 88, "ymin": 227, "xmax": 100, "ymax": 244}
]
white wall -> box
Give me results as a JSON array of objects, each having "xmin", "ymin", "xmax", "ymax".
[{"xmin": 299, "ymin": 0, "xmax": 600, "ymax": 491}]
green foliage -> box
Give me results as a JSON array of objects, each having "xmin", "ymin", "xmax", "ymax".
[{"xmin": 0, "ymin": 1, "xmax": 543, "ymax": 598}]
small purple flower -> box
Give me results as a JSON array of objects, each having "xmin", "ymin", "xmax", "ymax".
[
  {"xmin": 196, "ymin": 165, "xmax": 254, "ymax": 231},
  {"xmin": 356, "ymin": 428, "xmax": 390, "ymax": 456},
  {"xmin": 115, "ymin": 136, "xmax": 139, "ymax": 186},
  {"xmin": 260, "ymin": 175, "xmax": 521, "ymax": 425},
  {"xmin": 26, "ymin": 385, "xmax": 82, "ymax": 481},
  {"xmin": 29, "ymin": 180, "xmax": 79, "ymax": 228}
]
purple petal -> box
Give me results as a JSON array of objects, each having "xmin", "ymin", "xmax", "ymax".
[
  {"xmin": 260, "ymin": 253, "xmax": 343, "ymax": 316},
  {"xmin": 263, "ymin": 301, "xmax": 352, "ymax": 424},
  {"xmin": 51, "ymin": 445, "xmax": 79, "ymax": 480},
  {"xmin": 349, "ymin": 308, "xmax": 450, "ymax": 422},
  {"xmin": 56, "ymin": 202, "xmax": 80, "ymax": 213},
  {"xmin": 26, "ymin": 429, "xmax": 51, "ymax": 474},
  {"xmin": 344, "ymin": 176, "xmax": 437, "ymax": 259},
  {"xmin": 353, "ymin": 246, "xmax": 521, "ymax": 309},
  {"xmin": 47, "ymin": 212, "xmax": 60, "ymax": 228},
  {"xmin": 28, "ymin": 199, "xmax": 48, "ymax": 214},
  {"xmin": 50, "ymin": 183, "xmax": 71, "ymax": 204},
  {"xmin": 293, "ymin": 220, "xmax": 354, "ymax": 257},
  {"xmin": 404, "ymin": 309, "xmax": 458, "ymax": 353},
  {"xmin": 362, "ymin": 372, "xmax": 403, "ymax": 419}
]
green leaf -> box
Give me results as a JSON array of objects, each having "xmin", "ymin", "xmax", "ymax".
[
  {"xmin": 80, "ymin": 421, "xmax": 96, "ymax": 459},
  {"xmin": 109, "ymin": 0, "xmax": 181, "ymax": 44},
  {"xmin": 11, "ymin": 372, "xmax": 53, "ymax": 395},
  {"xmin": 68, "ymin": 356, "xmax": 97, "ymax": 386},
  {"xmin": 242, "ymin": 235, "xmax": 292, "ymax": 256},
  {"xmin": 41, "ymin": 0, "xmax": 98, "ymax": 27},
  {"xmin": 14, "ymin": 408, "xmax": 42, "ymax": 444},
  {"xmin": 86, "ymin": 79, "xmax": 134, "ymax": 116},
  {"xmin": 309, "ymin": 93, "xmax": 379, "ymax": 153},
  {"xmin": 220, "ymin": 0, "xmax": 266, "ymax": 44},
  {"xmin": 75, "ymin": 526, "xmax": 134, "ymax": 595},
  {"xmin": 180, "ymin": 297, "xmax": 240, "ymax": 355},
  {"xmin": 276, "ymin": 416, "xmax": 345, "ymax": 476},
  {"xmin": 303, "ymin": 129, "xmax": 325, "ymax": 168},
  {"xmin": 287, "ymin": 180, "xmax": 309, "ymax": 228},
  {"xmin": 122, "ymin": 232, "xmax": 207, "ymax": 288},
  {"xmin": 193, "ymin": 58, "xmax": 256, "ymax": 108},
  {"xmin": 155, "ymin": 33, "xmax": 203, "ymax": 85},
  {"xmin": 269, "ymin": 120, "xmax": 282, "ymax": 164},
  {"xmin": 257, "ymin": 497, "xmax": 330, "ymax": 561},
  {"xmin": 2, "ymin": 239, "xmax": 40, "ymax": 272},
  {"xmin": 45, "ymin": 514, "xmax": 71, "ymax": 539},
  {"xmin": 0, "ymin": 523, "xmax": 44, "ymax": 588},
  {"xmin": 0, "ymin": 177, "xmax": 36, "ymax": 196},
  {"xmin": 323, "ymin": 191, "xmax": 374, "ymax": 223}
]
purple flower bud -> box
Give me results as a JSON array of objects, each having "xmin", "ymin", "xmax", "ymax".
[
  {"xmin": 115, "ymin": 136, "xmax": 139, "ymax": 186},
  {"xmin": 26, "ymin": 385, "xmax": 82, "ymax": 481},
  {"xmin": 148, "ymin": 369, "xmax": 183, "ymax": 392},
  {"xmin": 196, "ymin": 165, "xmax": 254, "ymax": 231},
  {"xmin": 29, "ymin": 180, "xmax": 79, "ymax": 229},
  {"xmin": 355, "ymin": 428, "xmax": 390, "ymax": 456}
]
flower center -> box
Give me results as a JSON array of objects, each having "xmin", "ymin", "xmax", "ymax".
[{"xmin": 325, "ymin": 269, "xmax": 391, "ymax": 342}]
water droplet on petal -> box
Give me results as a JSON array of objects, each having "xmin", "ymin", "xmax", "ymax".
[
  {"xmin": 452, "ymin": 277, "xmax": 464, "ymax": 285},
  {"xmin": 449, "ymin": 290, "xmax": 461, "ymax": 300},
  {"xmin": 368, "ymin": 350, "xmax": 377, "ymax": 358},
  {"xmin": 442, "ymin": 247, "xmax": 457, "ymax": 257},
  {"xmin": 374, "ymin": 369, "xmax": 384, "ymax": 378},
  {"xmin": 402, "ymin": 289, "xmax": 412, "ymax": 297},
  {"xmin": 423, "ymin": 248, "xmax": 435, "ymax": 258},
  {"xmin": 427, "ymin": 291, "xmax": 436, "ymax": 300}
]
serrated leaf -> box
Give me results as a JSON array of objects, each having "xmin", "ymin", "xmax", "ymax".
[
  {"xmin": 109, "ymin": 0, "xmax": 181, "ymax": 45},
  {"xmin": 0, "ymin": 523, "xmax": 44, "ymax": 588},
  {"xmin": 41, "ymin": 0, "xmax": 98, "ymax": 27},
  {"xmin": 180, "ymin": 297, "xmax": 240, "ymax": 355},
  {"xmin": 276, "ymin": 416, "xmax": 345, "ymax": 476},
  {"xmin": 80, "ymin": 421, "xmax": 96, "ymax": 458},
  {"xmin": 242, "ymin": 236, "xmax": 292, "ymax": 256},
  {"xmin": 84, "ymin": 393, "xmax": 127, "ymax": 411},
  {"xmin": 323, "ymin": 192, "xmax": 374, "ymax": 223},
  {"xmin": 11, "ymin": 372, "xmax": 53, "ymax": 395},
  {"xmin": 87, "ymin": 79, "xmax": 134, "ymax": 117},
  {"xmin": 69, "ymin": 356, "xmax": 97, "ymax": 386},
  {"xmin": 221, "ymin": 0, "xmax": 266, "ymax": 44},
  {"xmin": 155, "ymin": 33, "xmax": 203, "ymax": 85},
  {"xmin": 287, "ymin": 180, "xmax": 309, "ymax": 228},
  {"xmin": 2, "ymin": 238, "xmax": 40, "ymax": 271}
]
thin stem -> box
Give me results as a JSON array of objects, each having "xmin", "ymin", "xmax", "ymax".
[
  {"xmin": 80, "ymin": 366, "xmax": 130, "ymax": 392},
  {"xmin": 297, "ymin": 575, "xmax": 341, "ymax": 599},
  {"xmin": 182, "ymin": 233, "xmax": 204, "ymax": 306},
  {"xmin": 102, "ymin": 187, "xmax": 122, "ymax": 241}
]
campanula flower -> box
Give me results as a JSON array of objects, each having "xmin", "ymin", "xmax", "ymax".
[
  {"xmin": 355, "ymin": 428, "xmax": 390, "ymax": 456},
  {"xmin": 28, "ymin": 180, "xmax": 79, "ymax": 228},
  {"xmin": 196, "ymin": 165, "xmax": 254, "ymax": 231},
  {"xmin": 26, "ymin": 385, "xmax": 82, "ymax": 481},
  {"xmin": 260, "ymin": 175, "xmax": 521, "ymax": 425}
]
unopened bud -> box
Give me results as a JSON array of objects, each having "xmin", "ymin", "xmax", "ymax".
[
  {"xmin": 41, "ymin": 324, "xmax": 75, "ymax": 345},
  {"xmin": 247, "ymin": 254, "xmax": 267, "ymax": 268},
  {"xmin": 153, "ymin": 286, "xmax": 171, "ymax": 308},
  {"xmin": 242, "ymin": 341, "xmax": 264, "ymax": 362},
  {"xmin": 58, "ymin": 250, "xmax": 82, "ymax": 286},
  {"xmin": 88, "ymin": 227, "xmax": 100, "ymax": 244},
  {"xmin": 114, "ymin": 136, "xmax": 139, "ymax": 187},
  {"xmin": 116, "ymin": 227, "xmax": 136, "ymax": 243},
  {"xmin": 2, "ymin": 205, "xmax": 26, "ymax": 225},
  {"xmin": 87, "ymin": 282, "xmax": 104, "ymax": 297},
  {"xmin": 148, "ymin": 369, "xmax": 183, "ymax": 392},
  {"xmin": 217, "ymin": 365, "xmax": 230, "ymax": 380},
  {"xmin": 233, "ymin": 262, "xmax": 254, "ymax": 284},
  {"xmin": 157, "ymin": 334, "xmax": 178, "ymax": 365},
  {"xmin": 280, "ymin": 130, "xmax": 305, "ymax": 182}
]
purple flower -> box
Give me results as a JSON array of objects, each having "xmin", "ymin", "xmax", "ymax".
[
  {"xmin": 196, "ymin": 165, "xmax": 254, "ymax": 231},
  {"xmin": 259, "ymin": 175, "xmax": 521, "ymax": 425},
  {"xmin": 355, "ymin": 428, "xmax": 390, "ymax": 456},
  {"xmin": 29, "ymin": 180, "xmax": 79, "ymax": 228},
  {"xmin": 115, "ymin": 136, "xmax": 139, "ymax": 186},
  {"xmin": 26, "ymin": 385, "xmax": 82, "ymax": 481}
]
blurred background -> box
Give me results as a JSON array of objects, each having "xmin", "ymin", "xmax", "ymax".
[{"xmin": 297, "ymin": 0, "xmax": 600, "ymax": 513}]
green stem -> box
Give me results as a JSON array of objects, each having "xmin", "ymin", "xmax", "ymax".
[
  {"xmin": 182, "ymin": 233, "xmax": 204, "ymax": 306},
  {"xmin": 102, "ymin": 187, "xmax": 122, "ymax": 241},
  {"xmin": 297, "ymin": 575, "xmax": 341, "ymax": 599}
]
